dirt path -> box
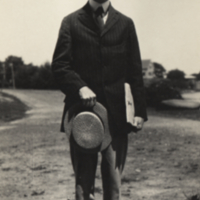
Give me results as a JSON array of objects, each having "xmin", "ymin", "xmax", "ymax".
[{"xmin": 0, "ymin": 89, "xmax": 199, "ymax": 200}]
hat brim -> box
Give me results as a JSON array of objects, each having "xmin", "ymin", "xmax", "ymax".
[{"xmin": 64, "ymin": 102, "xmax": 112, "ymax": 153}]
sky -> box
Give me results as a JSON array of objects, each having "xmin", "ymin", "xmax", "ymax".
[{"xmin": 0, "ymin": 0, "xmax": 200, "ymax": 74}]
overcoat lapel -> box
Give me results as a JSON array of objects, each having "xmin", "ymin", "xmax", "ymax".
[
  {"xmin": 101, "ymin": 5, "xmax": 119, "ymax": 37},
  {"xmin": 78, "ymin": 3, "xmax": 98, "ymax": 34},
  {"xmin": 78, "ymin": 3, "xmax": 119, "ymax": 37}
]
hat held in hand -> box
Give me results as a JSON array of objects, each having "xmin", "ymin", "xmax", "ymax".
[{"xmin": 64, "ymin": 102, "xmax": 112, "ymax": 153}]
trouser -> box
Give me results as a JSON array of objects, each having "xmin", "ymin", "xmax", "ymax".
[{"xmin": 70, "ymin": 133, "xmax": 128, "ymax": 200}]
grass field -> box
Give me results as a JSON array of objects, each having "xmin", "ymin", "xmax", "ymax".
[{"xmin": 0, "ymin": 89, "xmax": 200, "ymax": 200}]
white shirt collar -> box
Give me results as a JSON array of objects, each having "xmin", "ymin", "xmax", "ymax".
[{"xmin": 89, "ymin": 0, "xmax": 110, "ymax": 13}]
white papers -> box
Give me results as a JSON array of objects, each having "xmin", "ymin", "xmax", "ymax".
[{"xmin": 124, "ymin": 83, "xmax": 136, "ymax": 127}]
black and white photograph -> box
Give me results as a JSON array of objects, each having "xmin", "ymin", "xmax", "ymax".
[{"xmin": 0, "ymin": 0, "xmax": 200, "ymax": 199}]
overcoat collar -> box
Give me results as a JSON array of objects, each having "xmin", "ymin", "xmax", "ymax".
[{"xmin": 78, "ymin": 2, "xmax": 119, "ymax": 37}]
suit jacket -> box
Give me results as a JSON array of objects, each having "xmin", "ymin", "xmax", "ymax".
[{"xmin": 52, "ymin": 3, "xmax": 147, "ymax": 133}]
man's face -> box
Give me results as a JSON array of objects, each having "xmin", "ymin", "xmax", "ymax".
[{"xmin": 93, "ymin": 0, "xmax": 108, "ymax": 3}]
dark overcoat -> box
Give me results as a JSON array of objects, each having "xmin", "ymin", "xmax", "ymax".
[{"xmin": 52, "ymin": 3, "xmax": 147, "ymax": 134}]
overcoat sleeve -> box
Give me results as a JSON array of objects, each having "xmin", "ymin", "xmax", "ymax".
[
  {"xmin": 51, "ymin": 16, "xmax": 87, "ymax": 96},
  {"xmin": 126, "ymin": 19, "xmax": 148, "ymax": 121}
]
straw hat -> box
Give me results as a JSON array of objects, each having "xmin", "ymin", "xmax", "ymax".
[{"xmin": 64, "ymin": 102, "xmax": 112, "ymax": 153}]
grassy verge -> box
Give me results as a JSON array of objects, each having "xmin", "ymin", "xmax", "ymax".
[
  {"xmin": 122, "ymin": 123, "xmax": 200, "ymax": 199},
  {"xmin": 0, "ymin": 92, "xmax": 29, "ymax": 122},
  {"xmin": 148, "ymin": 106, "xmax": 200, "ymax": 121}
]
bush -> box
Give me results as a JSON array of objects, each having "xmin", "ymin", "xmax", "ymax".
[
  {"xmin": 14, "ymin": 62, "xmax": 57, "ymax": 90},
  {"xmin": 167, "ymin": 69, "xmax": 185, "ymax": 80},
  {"xmin": 145, "ymin": 79, "xmax": 182, "ymax": 107},
  {"xmin": 171, "ymin": 80, "xmax": 188, "ymax": 90}
]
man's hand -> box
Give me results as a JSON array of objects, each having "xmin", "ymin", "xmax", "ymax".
[
  {"xmin": 133, "ymin": 116, "xmax": 144, "ymax": 130},
  {"xmin": 79, "ymin": 86, "xmax": 96, "ymax": 107}
]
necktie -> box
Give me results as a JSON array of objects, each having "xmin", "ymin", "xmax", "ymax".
[{"xmin": 94, "ymin": 6, "xmax": 105, "ymax": 31}]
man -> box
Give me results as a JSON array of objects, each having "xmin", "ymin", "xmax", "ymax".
[{"xmin": 52, "ymin": 0, "xmax": 147, "ymax": 199}]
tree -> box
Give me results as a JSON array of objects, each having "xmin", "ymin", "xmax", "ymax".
[
  {"xmin": 3, "ymin": 56, "xmax": 25, "ymax": 88},
  {"xmin": 1, "ymin": 55, "xmax": 57, "ymax": 89},
  {"xmin": 153, "ymin": 62, "xmax": 166, "ymax": 78},
  {"xmin": 167, "ymin": 69, "xmax": 188, "ymax": 89},
  {"xmin": 30, "ymin": 62, "xmax": 57, "ymax": 89},
  {"xmin": 15, "ymin": 64, "xmax": 38, "ymax": 88},
  {"xmin": 5, "ymin": 56, "xmax": 24, "ymax": 68},
  {"xmin": 167, "ymin": 69, "xmax": 185, "ymax": 80},
  {"xmin": 195, "ymin": 72, "xmax": 200, "ymax": 80}
]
